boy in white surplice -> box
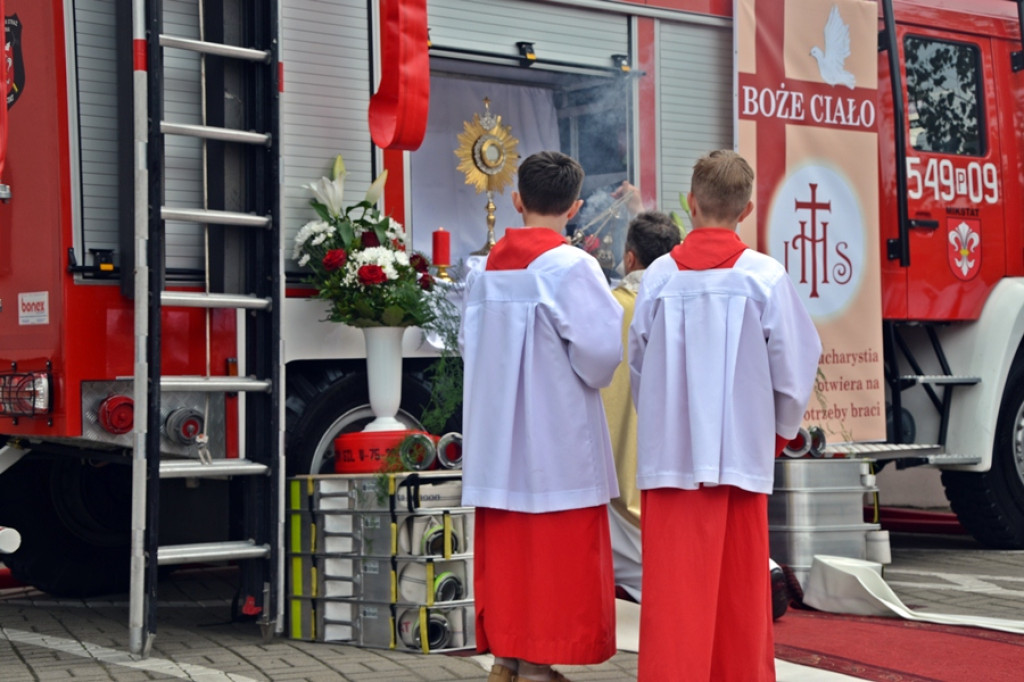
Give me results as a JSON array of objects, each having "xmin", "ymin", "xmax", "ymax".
[
  {"xmin": 460, "ymin": 151, "xmax": 623, "ymax": 682},
  {"xmin": 630, "ymin": 150, "xmax": 821, "ymax": 681}
]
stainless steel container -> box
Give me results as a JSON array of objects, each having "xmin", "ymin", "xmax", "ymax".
[{"xmin": 770, "ymin": 458, "xmax": 882, "ymax": 587}]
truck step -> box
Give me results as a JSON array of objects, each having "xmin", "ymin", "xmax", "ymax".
[
  {"xmin": 160, "ymin": 291, "xmax": 271, "ymax": 311},
  {"xmin": 823, "ymin": 443, "xmax": 941, "ymax": 456},
  {"xmin": 161, "ymin": 207, "xmax": 271, "ymax": 228},
  {"xmin": 160, "ymin": 376, "xmax": 272, "ymax": 393},
  {"xmin": 159, "ymin": 459, "xmax": 269, "ymax": 479},
  {"xmin": 156, "ymin": 540, "xmax": 270, "ymax": 566},
  {"xmin": 898, "ymin": 374, "xmax": 980, "ymax": 386},
  {"xmin": 821, "ymin": 443, "xmax": 981, "ymax": 467}
]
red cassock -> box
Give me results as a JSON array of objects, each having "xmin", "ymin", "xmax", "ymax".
[
  {"xmin": 632, "ymin": 229, "xmax": 819, "ymax": 681},
  {"xmin": 474, "ymin": 506, "xmax": 616, "ymax": 664}
]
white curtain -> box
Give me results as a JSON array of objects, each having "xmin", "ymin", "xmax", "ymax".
[{"xmin": 409, "ymin": 76, "xmax": 560, "ymax": 267}]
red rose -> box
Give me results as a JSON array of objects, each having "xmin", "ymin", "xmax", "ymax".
[
  {"xmin": 418, "ymin": 272, "xmax": 434, "ymax": 291},
  {"xmin": 322, "ymin": 248, "xmax": 347, "ymax": 271},
  {"xmin": 409, "ymin": 253, "xmax": 430, "ymax": 273},
  {"xmin": 358, "ymin": 264, "xmax": 388, "ymax": 285},
  {"xmin": 362, "ymin": 231, "xmax": 381, "ymax": 248}
]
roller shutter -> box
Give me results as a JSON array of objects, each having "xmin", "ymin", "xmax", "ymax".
[
  {"xmin": 72, "ymin": 0, "xmax": 207, "ymax": 273},
  {"xmin": 280, "ymin": 0, "xmax": 374, "ymax": 257},
  {"xmin": 657, "ymin": 18, "xmax": 734, "ymax": 217},
  {"xmin": 427, "ymin": 0, "xmax": 630, "ymax": 73}
]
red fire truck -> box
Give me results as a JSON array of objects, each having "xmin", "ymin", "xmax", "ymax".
[{"xmin": 0, "ymin": 0, "xmax": 1023, "ymax": 650}]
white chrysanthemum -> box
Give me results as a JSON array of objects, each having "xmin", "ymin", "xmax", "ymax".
[
  {"xmin": 386, "ymin": 218, "xmax": 407, "ymax": 247},
  {"xmin": 297, "ymin": 254, "xmax": 310, "ymax": 267},
  {"xmin": 294, "ymin": 219, "xmax": 325, "ymax": 255},
  {"xmin": 345, "ymin": 246, "xmax": 404, "ymax": 283},
  {"xmin": 293, "ymin": 220, "xmax": 336, "ymax": 259}
]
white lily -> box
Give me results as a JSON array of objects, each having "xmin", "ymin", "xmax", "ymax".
[
  {"xmin": 305, "ymin": 173, "xmax": 346, "ymax": 217},
  {"xmin": 364, "ymin": 169, "xmax": 388, "ymax": 206},
  {"xmin": 331, "ymin": 154, "xmax": 346, "ymax": 181}
]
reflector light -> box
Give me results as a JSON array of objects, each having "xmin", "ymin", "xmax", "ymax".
[
  {"xmin": 0, "ymin": 372, "xmax": 51, "ymax": 416},
  {"xmin": 98, "ymin": 395, "xmax": 134, "ymax": 434}
]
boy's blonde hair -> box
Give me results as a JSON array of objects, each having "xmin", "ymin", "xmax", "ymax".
[{"xmin": 690, "ymin": 150, "xmax": 754, "ymax": 223}]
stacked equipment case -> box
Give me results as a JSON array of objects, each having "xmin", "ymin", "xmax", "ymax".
[{"xmin": 287, "ymin": 471, "xmax": 476, "ymax": 652}]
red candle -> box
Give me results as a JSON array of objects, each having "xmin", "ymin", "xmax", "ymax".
[{"xmin": 432, "ymin": 228, "xmax": 451, "ymax": 265}]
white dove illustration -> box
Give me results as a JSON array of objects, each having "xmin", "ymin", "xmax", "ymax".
[{"xmin": 811, "ymin": 5, "xmax": 856, "ymax": 89}]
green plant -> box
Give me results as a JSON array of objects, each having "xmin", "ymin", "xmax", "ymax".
[
  {"xmin": 417, "ymin": 285, "xmax": 464, "ymax": 435},
  {"xmin": 669, "ymin": 191, "xmax": 693, "ymax": 237}
]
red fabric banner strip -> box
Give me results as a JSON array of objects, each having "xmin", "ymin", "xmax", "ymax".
[{"xmin": 369, "ymin": 0, "xmax": 430, "ymax": 151}]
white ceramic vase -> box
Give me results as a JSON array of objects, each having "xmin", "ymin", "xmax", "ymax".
[{"xmin": 362, "ymin": 326, "xmax": 407, "ymax": 432}]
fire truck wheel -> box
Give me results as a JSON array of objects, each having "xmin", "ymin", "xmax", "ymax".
[
  {"xmin": 0, "ymin": 456, "xmax": 131, "ymax": 597},
  {"xmin": 941, "ymin": 354, "xmax": 1024, "ymax": 549},
  {"xmin": 285, "ymin": 367, "xmax": 434, "ymax": 476}
]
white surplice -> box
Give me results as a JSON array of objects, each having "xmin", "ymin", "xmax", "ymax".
[
  {"xmin": 628, "ymin": 249, "xmax": 821, "ymax": 494},
  {"xmin": 459, "ymin": 244, "xmax": 623, "ymax": 512}
]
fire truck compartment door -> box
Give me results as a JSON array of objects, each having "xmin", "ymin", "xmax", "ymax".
[{"xmin": 898, "ymin": 26, "xmax": 1004, "ymax": 321}]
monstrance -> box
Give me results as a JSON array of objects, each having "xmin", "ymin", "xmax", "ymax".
[{"xmin": 454, "ymin": 98, "xmax": 519, "ymax": 254}]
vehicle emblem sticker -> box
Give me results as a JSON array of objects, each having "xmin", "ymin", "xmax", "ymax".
[
  {"xmin": 5, "ymin": 14, "xmax": 24, "ymax": 108},
  {"xmin": 947, "ymin": 219, "xmax": 981, "ymax": 281}
]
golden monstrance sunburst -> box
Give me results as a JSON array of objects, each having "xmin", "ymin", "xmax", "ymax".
[{"xmin": 454, "ymin": 98, "xmax": 519, "ymax": 254}]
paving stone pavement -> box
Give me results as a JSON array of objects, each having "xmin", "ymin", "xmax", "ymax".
[
  {"xmin": 0, "ymin": 565, "xmax": 636, "ymax": 681},
  {"xmin": 1, "ymin": 530, "xmax": 1022, "ymax": 681}
]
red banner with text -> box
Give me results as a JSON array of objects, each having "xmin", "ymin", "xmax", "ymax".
[{"xmin": 736, "ymin": 0, "xmax": 886, "ymax": 444}]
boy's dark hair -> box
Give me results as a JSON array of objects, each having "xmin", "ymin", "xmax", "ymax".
[
  {"xmin": 517, "ymin": 151, "xmax": 584, "ymax": 216},
  {"xmin": 625, "ymin": 211, "xmax": 682, "ymax": 268}
]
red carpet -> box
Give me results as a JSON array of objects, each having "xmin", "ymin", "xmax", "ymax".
[{"xmin": 774, "ymin": 608, "xmax": 1024, "ymax": 681}]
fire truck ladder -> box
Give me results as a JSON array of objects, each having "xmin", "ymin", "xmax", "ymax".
[{"xmin": 129, "ymin": 0, "xmax": 281, "ymax": 655}]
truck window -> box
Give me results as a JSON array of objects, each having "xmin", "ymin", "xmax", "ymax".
[{"xmin": 904, "ymin": 36, "xmax": 984, "ymax": 157}]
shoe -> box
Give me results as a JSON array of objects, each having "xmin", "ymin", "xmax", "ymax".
[
  {"xmin": 781, "ymin": 563, "xmax": 805, "ymax": 608},
  {"xmin": 487, "ymin": 663, "xmax": 517, "ymax": 682},
  {"xmin": 770, "ymin": 566, "xmax": 788, "ymax": 620}
]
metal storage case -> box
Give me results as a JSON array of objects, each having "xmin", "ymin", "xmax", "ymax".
[
  {"xmin": 289, "ymin": 554, "xmax": 473, "ymax": 603},
  {"xmin": 286, "ymin": 471, "xmax": 476, "ymax": 651},
  {"xmin": 289, "ymin": 599, "xmax": 475, "ymax": 652},
  {"xmin": 769, "ymin": 458, "xmax": 882, "ymax": 587}
]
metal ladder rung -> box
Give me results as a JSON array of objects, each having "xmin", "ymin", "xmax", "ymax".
[
  {"xmin": 159, "ymin": 35, "xmax": 271, "ymax": 63},
  {"xmin": 157, "ymin": 540, "xmax": 270, "ymax": 566},
  {"xmin": 160, "ymin": 376, "xmax": 271, "ymax": 392},
  {"xmin": 161, "ymin": 207, "xmax": 271, "ymax": 228},
  {"xmin": 160, "ymin": 459, "xmax": 269, "ymax": 479},
  {"xmin": 161, "ymin": 291, "xmax": 271, "ymax": 310},
  {"xmin": 899, "ymin": 374, "xmax": 980, "ymax": 386},
  {"xmin": 161, "ymin": 121, "xmax": 271, "ymax": 146}
]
